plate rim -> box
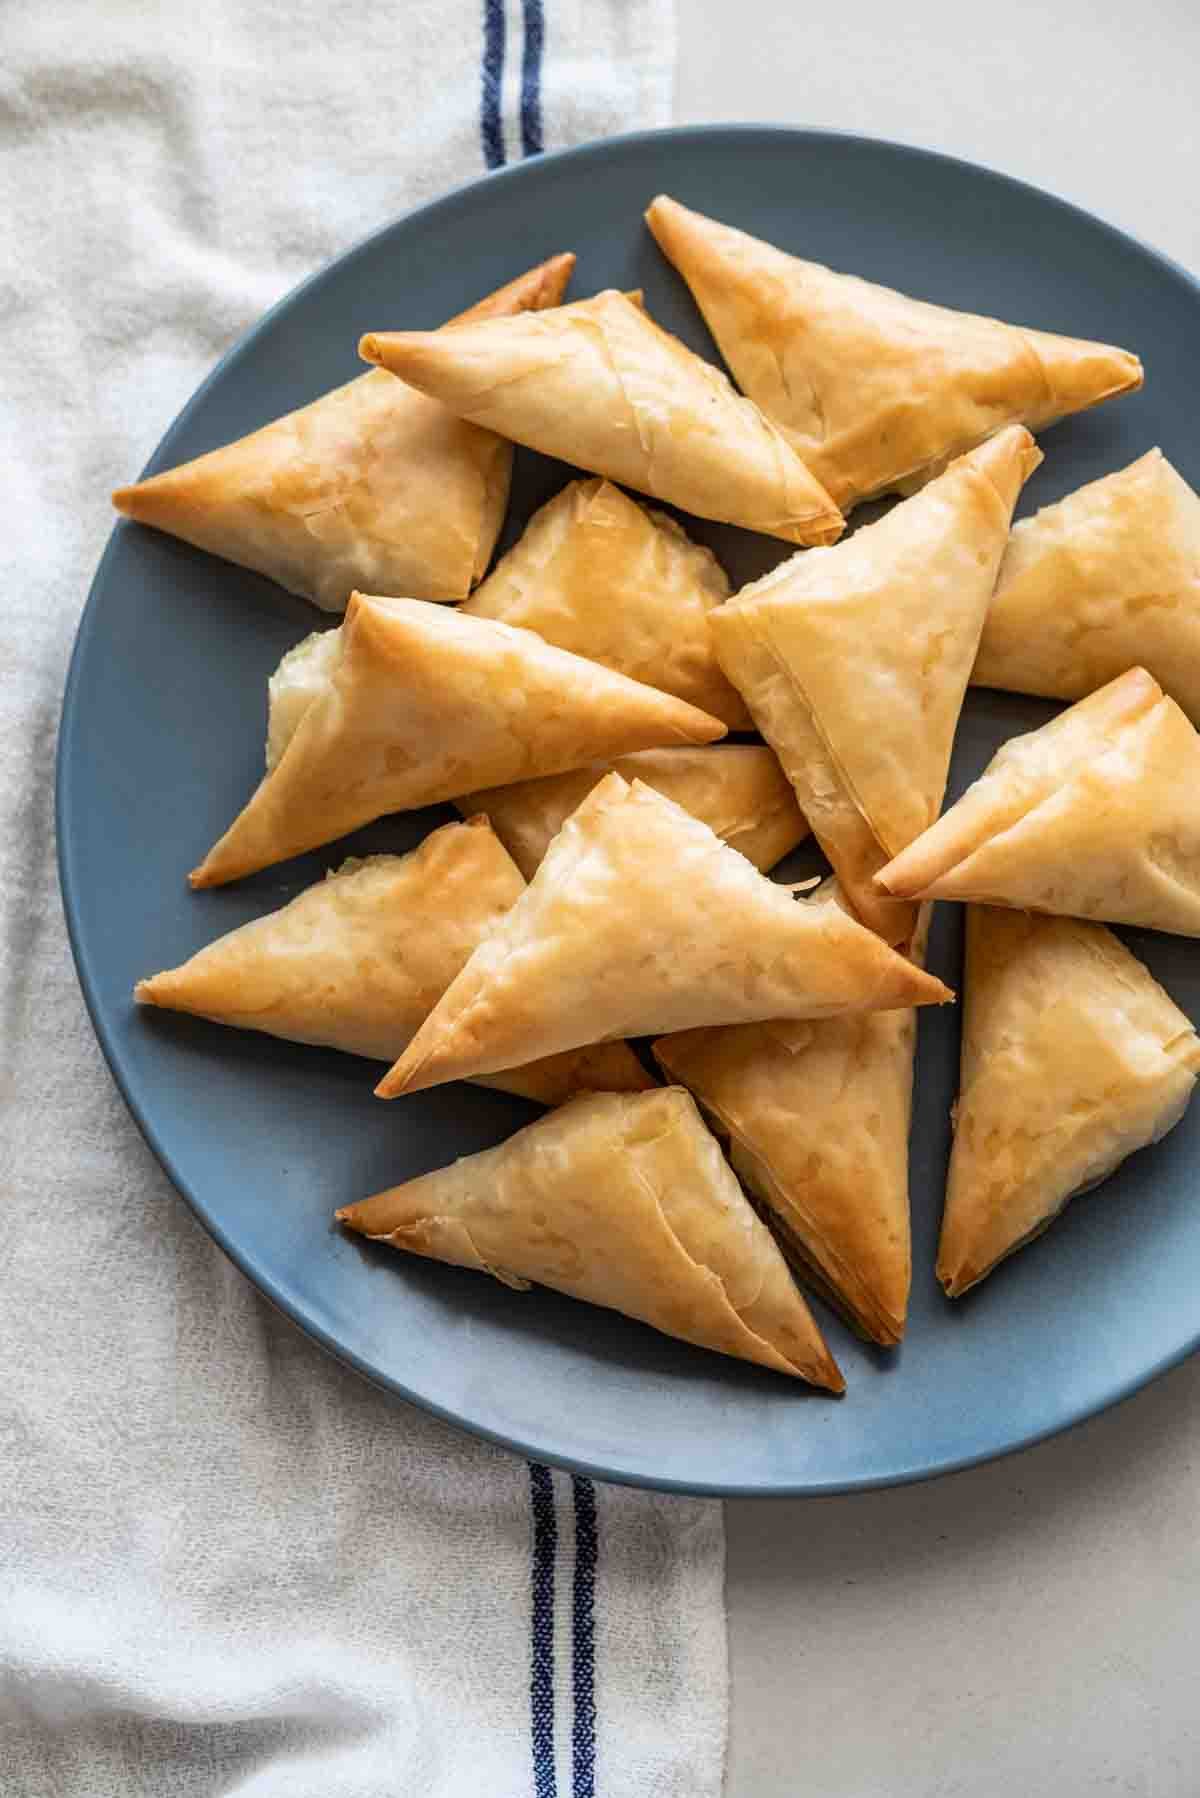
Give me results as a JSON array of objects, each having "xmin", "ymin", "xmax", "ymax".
[{"xmin": 57, "ymin": 122, "xmax": 1200, "ymax": 1498}]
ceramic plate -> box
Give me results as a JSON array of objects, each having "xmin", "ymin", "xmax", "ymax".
[{"xmin": 59, "ymin": 126, "xmax": 1200, "ymax": 1494}]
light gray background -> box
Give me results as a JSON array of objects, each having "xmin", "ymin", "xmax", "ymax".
[{"xmin": 673, "ymin": 3, "xmax": 1200, "ymax": 1792}]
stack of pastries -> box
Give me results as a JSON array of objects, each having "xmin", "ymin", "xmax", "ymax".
[{"xmin": 123, "ymin": 199, "xmax": 1200, "ymax": 1394}]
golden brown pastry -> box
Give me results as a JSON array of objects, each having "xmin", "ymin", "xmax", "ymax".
[
  {"xmin": 359, "ymin": 289, "xmax": 844, "ymax": 545},
  {"xmin": 338, "ymin": 1087, "xmax": 844, "ymax": 1388},
  {"xmin": 645, "ymin": 195, "xmax": 1142, "ymax": 512},
  {"xmin": 973, "ymin": 449, "xmax": 1200, "ymax": 721},
  {"xmin": 462, "ymin": 477, "xmax": 750, "ymax": 727},
  {"xmin": 710, "ymin": 426, "xmax": 1041, "ymax": 940},
  {"xmin": 654, "ymin": 906, "xmax": 929, "ymax": 1345},
  {"xmin": 876, "ymin": 667, "xmax": 1200, "ymax": 936},
  {"xmin": 138, "ymin": 817, "xmax": 651, "ymax": 1106},
  {"xmin": 939, "ymin": 907, "xmax": 1200, "ymax": 1295},
  {"xmin": 455, "ymin": 744, "xmax": 808, "ymax": 879},
  {"xmin": 378, "ymin": 773, "xmax": 952, "ymax": 1097},
  {"xmin": 112, "ymin": 255, "xmax": 575, "ymax": 610},
  {"xmin": 190, "ymin": 594, "xmax": 725, "ymax": 887}
]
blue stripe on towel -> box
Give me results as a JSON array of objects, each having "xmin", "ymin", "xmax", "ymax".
[
  {"xmin": 520, "ymin": 0, "xmax": 545, "ymax": 156},
  {"xmin": 481, "ymin": 0, "xmax": 506, "ymax": 169},
  {"xmin": 529, "ymin": 1462, "xmax": 558, "ymax": 1798},
  {"xmin": 571, "ymin": 1475, "xmax": 598, "ymax": 1798}
]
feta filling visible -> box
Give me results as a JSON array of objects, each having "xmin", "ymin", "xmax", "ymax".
[{"xmin": 265, "ymin": 627, "xmax": 341, "ymax": 771}]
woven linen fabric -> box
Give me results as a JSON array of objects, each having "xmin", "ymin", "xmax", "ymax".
[{"xmin": 0, "ymin": 3, "xmax": 728, "ymax": 1795}]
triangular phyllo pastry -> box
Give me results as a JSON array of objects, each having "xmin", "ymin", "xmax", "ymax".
[
  {"xmin": 456, "ymin": 744, "xmax": 808, "ymax": 879},
  {"xmin": 112, "ymin": 254, "xmax": 575, "ymax": 609},
  {"xmin": 877, "ymin": 667, "xmax": 1200, "ymax": 936},
  {"xmin": 191, "ymin": 594, "xmax": 725, "ymax": 887},
  {"xmin": 338, "ymin": 1087, "xmax": 844, "ymax": 1388},
  {"xmin": 710, "ymin": 426, "xmax": 1041, "ymax": 940},
  {"xmin": 939, "ymin": 907, "xmax": 1200, "ymax": 1296},
  {"xmin": 646, "ymin": 194, "xmax": 1142, "ymax": 512},
  {"xmin": 654, "ymin": 903, "xmax": 929, "ymax": 1345},
  {"xmin": 138, "ymin": 817, "xmax": 651, "ymax": 1106},
  {"xmin": 462, "ymin": 477, "xmax": 750, "ymax": 727},
  {"xmin": 378, "ymin": 773, "xmax": 951, "ymax": 1097},
  {"xmin": 973, "ymin": 449, "xmax": 1200, "ymax": 721},
  {"xmin": 360, "ymin": 289, "xmax": 844, "ymax": 545}
]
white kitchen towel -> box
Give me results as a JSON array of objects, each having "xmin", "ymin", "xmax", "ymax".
[{"xmin": 0, "ymin": 4, "xmax": 728, "ymax": 1796}]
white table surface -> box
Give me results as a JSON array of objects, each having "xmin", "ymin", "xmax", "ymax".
[{"xmin": 674, "ymin": 3, "xmax": 1200, "ymax": 1791}]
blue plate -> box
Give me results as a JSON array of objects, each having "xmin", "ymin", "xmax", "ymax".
[{"xmin": 58, "ymin": 126, "xmax": 1200, "ymax": 1495}]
